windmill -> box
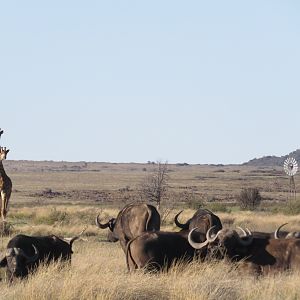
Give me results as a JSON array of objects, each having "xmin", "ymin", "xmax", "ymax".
[{"xmin": 283, "ymin": 157, "xmax": 298, "ymax": 200}]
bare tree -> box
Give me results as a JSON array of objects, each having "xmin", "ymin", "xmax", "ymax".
[
  {"xmin": 139, "ymin": 161, "xmax": 169, "ymax": 211},
  {"xmin": 237, "ymin": 188, "xmax": 262, "ymax": 210}
]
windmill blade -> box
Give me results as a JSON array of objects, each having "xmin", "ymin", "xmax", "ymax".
[{"xmin": 284, "ymin": 157, "xmax": 298, "ymax": 176}]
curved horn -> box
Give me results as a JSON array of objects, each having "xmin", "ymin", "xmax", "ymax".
[
  {"xmin": 245, "ymin": 228, "xmax": 252, "ymax": 236},
  {"xmin": 174, "ymin": 211, "xmax": 189, "ymax": 229},
  {"xmin": 206, "ymin": 226, "xmax": 219, "ymax": 243},
  {"xmin": 293, "ymin": 232, "xmax": 300, "ymax": 238},
  {"xmin": 24, "ymin": 245, "xmax": 39, "ymax": 264},
  {"xmin": 236, "ymin": 230, "xmax": 253, "ymax": 246},
  {"xmin": 95, "ymin": 214, "xmax": 110, "ymax": 229},
  {"xmin": 188, "ymin": 227, "xmax": 209, "ymax": 249},
  {"xmin": 274, "ymin": 223, "xmax": 288, "ymax": 239},
  {"xmin": 69, "ymin": 236, "xmax": 79, "ymax": 248},
  {"xmin": 188, "ymin": 226, "xmax": 219, "ymax": 249},
  {"xmin": 237, "ymin": 226, "xmax": 248, "ymax": 237},
  {"xmin": 67, "ymin": 226, "xmax": 88, "ymax": 248}
]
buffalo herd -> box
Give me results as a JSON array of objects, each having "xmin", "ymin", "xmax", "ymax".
[
  {"xmin": 1, "ymin": 202, "xmax": 300, "ymax": 282},
  {"xmin": 96, "ymin": 203, "xmax": 300, "ymax": 275}
]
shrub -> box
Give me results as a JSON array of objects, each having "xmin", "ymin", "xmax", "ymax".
[
  {"xmin": 238, "ymin": 188, "xmax": 262, "ymax": 210},
  {"xmin": 34, "ymin": 208, "xmax": 69, "ymax": 225}
]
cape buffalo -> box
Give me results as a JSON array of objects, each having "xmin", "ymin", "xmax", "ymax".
[
  {"xmin": 95, "ymin": 203, "xmax": 160, "ymax": 252},
  {"xmin": 235, "ymin": 223, "xmax": 299, "ymax": 240},
  {"xmin": 126, "ymin": 230, "xmax": 206, "ymax": 272},
  {"xmin": 188, "ymin": 226, "xmax": 300, "ymax": 275},
  {"xmin": 174, "ymin": 208, "xmax": 222, "ymax": 242},
  {"xmin": 0, "ymin": 233, "xmax": 81, "ymax": 281},
  {"xmin": 274, "ymin": 223, "xmax": 300, "ymax": 239}
]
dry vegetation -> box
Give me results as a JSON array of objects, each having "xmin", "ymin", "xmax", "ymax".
[
  {"xmin": 1, "ymin": 161, "xmax": 300, "ymax": 299},
  {"xmin": 2, "ymin": 208, "xmax": 300, "ymax": 299}
]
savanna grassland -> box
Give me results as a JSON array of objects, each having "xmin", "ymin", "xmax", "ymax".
[{"xmin": 1, "ymin": 160, "xmax": 300, "ymax": 299}]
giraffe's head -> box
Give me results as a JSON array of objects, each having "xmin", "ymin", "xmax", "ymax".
[{"xmin": 0, "ymin": 147, "xmax": 9, "ymax": 161}]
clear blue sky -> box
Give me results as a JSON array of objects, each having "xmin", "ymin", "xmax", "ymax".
[{"xmin": 1, "ymin": 1, "xmax": 299, "ymax": 164}]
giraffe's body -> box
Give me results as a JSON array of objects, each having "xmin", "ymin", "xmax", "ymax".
[{"xmin": 0, "ymin": 147, "xmax": 12, "ymax": 221}]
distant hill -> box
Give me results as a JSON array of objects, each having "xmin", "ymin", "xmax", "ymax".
[{"xmin": 244, "ymin": 149, "xmax": 300, "ymax": 167}]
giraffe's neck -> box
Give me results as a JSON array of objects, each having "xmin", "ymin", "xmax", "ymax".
[{"xmin": 0, "ymin": 160, "xmax": 7, "ymax": 176}]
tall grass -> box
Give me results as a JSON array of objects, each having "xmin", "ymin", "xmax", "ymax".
[
  {"xmin": 1, "ymin": 207, "xmax": 300, "ymax": 299},
  {"xmin": 1, "ymin": 246, "xmax": 300, "ymax": 300}
]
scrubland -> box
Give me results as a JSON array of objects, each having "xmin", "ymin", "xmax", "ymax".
[{"xmin": 1, "ymin": 161, "xmax": 300, "ymax": 299}]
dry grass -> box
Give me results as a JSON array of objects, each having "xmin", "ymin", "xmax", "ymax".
[
  {"xmin": 1, "ymin": 242, "xmax": 300, "ymax": 300},
  {"xmin": 0, "ymin": 207, "xmax": 300, "ymax": 299},
  {"xmin": 1, "ymin": 162, "xmax": 300, "ymax": 299},
  {"xmin": 7, "ymin": 161, "xmax": 297, "ymax": 206}
]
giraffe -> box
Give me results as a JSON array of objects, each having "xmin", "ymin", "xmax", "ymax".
[{"xmin": 0, "ymin": 146, "xmax": 12, "ymax": 221}]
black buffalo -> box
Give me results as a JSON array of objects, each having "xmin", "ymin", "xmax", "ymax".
[
  {"xmin": 274, "ymin": 223, "xmax": 300, "ymax": 239},
  {"xmin": 188, "ymin": 226, "xmax": 300, "ymax": 275},
  {"xmin": 234, "ymin": 223, "xmax": 299, "ymax": 239},
  {"xmin": 95, "ymin": 203, "xmax": 160, "ymax": 252},
  {"xmin": 126, "ymin": 230, "xmax": 206, "ymax": 272},
  {"xmin": 174, "ymin": 208, "xmax": 222, "ymax": 242},
  {"xmin": 0, "ymin": 233, "xmax": 81, "ymax": 281}
]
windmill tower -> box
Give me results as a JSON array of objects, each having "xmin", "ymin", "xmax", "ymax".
[{"xmin": 284, "ymin": 157, "xmax": 298, "ymax": 200}]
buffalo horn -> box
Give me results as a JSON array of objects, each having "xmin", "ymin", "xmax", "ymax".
[
  {"xmin": 65, "ymin": 227, "xmax": 88, "ymax": 247},
  {"xmin": 69, "ymin": 236, "xmax": 79, "ymax": 248},
  {"xmin": 188, "ymin": 228, "xmax": 209, "ymax": 249},
  {"xmin": 206, "ymin": 226, "xmax": 219, "ymax": 242},
  {"xmin": 17, "ymin": 245, "xmax": 39, "ymax": 263},
  {"xmin": 245, "ymin": 228, "xmax": 252, "ymax": 236},
  {"xmin": 27, "ymin": 245, "xmax": 39, "ymax": 263},
  {"xmin": 274, "ymin": 223, "xmax": 288, "ymax": 239},
  {"xmin": 236, "ymin": 228, "xmax": 253, "ymax": 246},
  {"xmin": 188, "ymin": 226, "xmax": 218, "ymax": 249},
  {"xmin": 174, "ymin": 211, "xmax": 189, "ymax": 229},
  {"xmin": 286, "ymin": 232, "xmax": 300, "ymax": 239},
  {"xmin": 237, "ymin": 226, "xmax": 248, "ymax": 237},
  {"xmin": 95, "ymin": 214, "xmax": 110, "ymax": 229}
]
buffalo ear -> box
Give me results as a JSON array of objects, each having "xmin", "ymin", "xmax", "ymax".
[
  {"xmin": 0, "ymin": 257, "xmax": 7, "ymax": 267},
  {"xmin": 108, "ymin": 218, "xmax": 116, "ymax": 231}
]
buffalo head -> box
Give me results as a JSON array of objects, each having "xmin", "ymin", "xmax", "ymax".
[
  {"xmin": 188, "ymin": 226, "xmax": 253, "ymax": 259},
  {"xmin": 0, "ymin": 244, "xmax": 39, "ymax": 280},
  {"xmin": 274, "ymin": 223, "xmax": 300, "ymax": 239},
  {"xmin": 95, "ymin": 215, "xmax": 118, "ymax": 242}
]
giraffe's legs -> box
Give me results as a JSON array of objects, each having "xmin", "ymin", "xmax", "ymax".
[
  {"xmin": 0, "ymin": 190, "xmax": 8, "ymax": 222},
  {"xmin": 4, "ymin": 189, "xmax": 10, "ymax": 218},
  {"xmin": 0, "ymin": 191, "xmax": 10, "ymax": 234}
]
